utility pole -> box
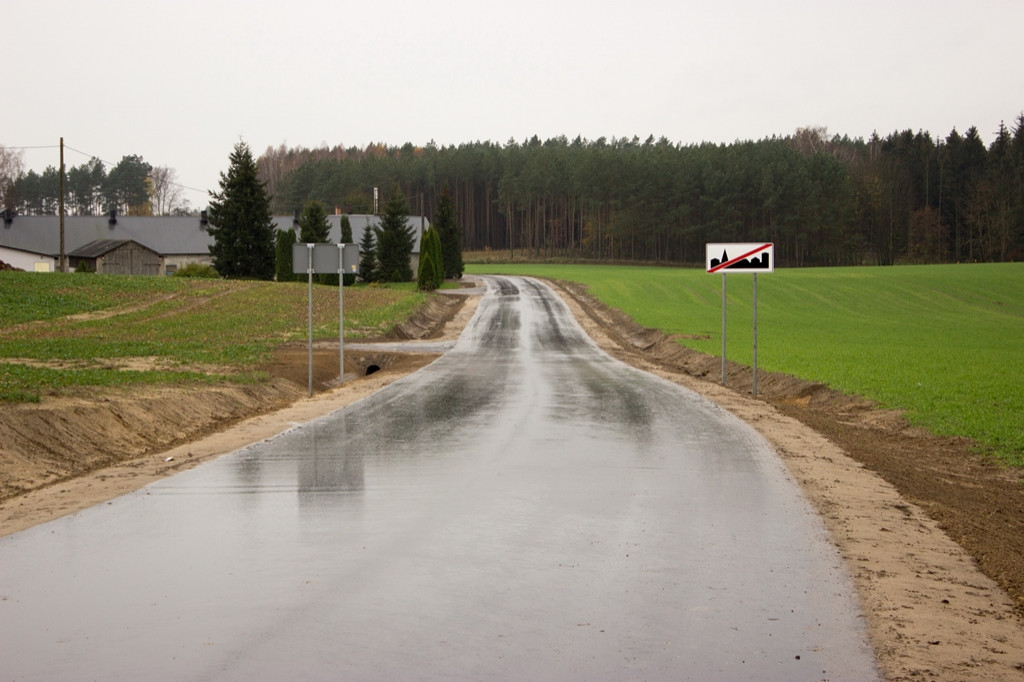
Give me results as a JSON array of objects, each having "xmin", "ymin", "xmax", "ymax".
[{"xmin": 59, "ymin": 137, "xmax": 66, "ymax": 272}]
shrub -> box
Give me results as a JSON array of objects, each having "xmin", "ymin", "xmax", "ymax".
[
  {"xmin": 173, "ymin": 263, "xmax": 220, "ymax": 278},
  {"xmin": 417, "ymin": 226, "xmax": 444, "ymax": 290}
]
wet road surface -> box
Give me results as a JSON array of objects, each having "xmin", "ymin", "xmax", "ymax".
[{"xmin": 0, "ymin": 276, "xmax": 880, "ymax": 680}]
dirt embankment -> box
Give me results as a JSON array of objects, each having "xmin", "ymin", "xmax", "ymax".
[
  {"xmin": 0, "ymin": 293, "xmax": 466, "ymax": 503},
  {"xmin": 1, "ymin": 278, "xmax": 1023, "ymax": 680}
]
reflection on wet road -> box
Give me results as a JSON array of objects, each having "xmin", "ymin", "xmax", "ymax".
[{"xmin": 0, "ymin": 276, "xmax": 880, "ymax": 680}]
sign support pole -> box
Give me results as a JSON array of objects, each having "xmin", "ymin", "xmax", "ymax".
[
  {"xmin": 752, "ymin": 273, "xmax": 758, "ymax": 397},
  {"xmin": 306, "ymin": 243, "xmax": 314, "ymax": 398},
  {"xmin": 721, "ymin": 273, "xmax": 727, "ymax": 385},
  {"xmin": 295, "ymin": 241, "xmax": 359, "ymax": 394},
  {"xmin": 338, "ymin": 243, "xmax": 345, "ymax": 384}
]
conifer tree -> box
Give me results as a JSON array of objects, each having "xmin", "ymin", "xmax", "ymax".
[
  {"xmin": 340, "ymin": 214, "xmax": 356, "ymax": 285},
  {"xmin": 375, "ymin": 186, "xmax": 414, "ymax": 282},
  {"xmin": 358, "ymin": 222, "xmax": 378, "ymax": 283},
  {"xmin": 298, "ymin": 200, "xmax": 330, "ymax": 243},
  {"xmin": 298, "ymin": 200, "xmax": 336, "ymax": 284},
  {"xmin": 430, "ymin": 227, "xmax": 444, "ymax": 285},
  {"xmin": 434, "ymin": 186, "xmax": 463, "ymax": 279},
  {"xmin": 274, "ymin": 226, "xmax": 297, "ymax": 282},
  {"xmin": 207, "ymin": 142, "xmax": 276, "ymax": 279},
  {"xmin": 417, "ymin": 226, "xmax": 443, "ymax": 290},
  {"xmin": 417, "ymin": 241, "xmax": 436, "ymax": 291}
]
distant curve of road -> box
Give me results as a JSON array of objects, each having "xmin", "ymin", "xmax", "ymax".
[{"xmin": 0, "ymin": 276, "xmax": 879, "ymax": 681}]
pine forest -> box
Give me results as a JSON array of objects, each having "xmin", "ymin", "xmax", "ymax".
[{"xmin": 260, "ymin": 116, "xmax": 1024, "ymax": 267}]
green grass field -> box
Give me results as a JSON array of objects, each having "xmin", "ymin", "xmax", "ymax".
[
  {"xmin": 0, "ymin": 273, "xmax": 425, "ymax": 403},
  {"xmin": 467, "ymin": 262, "xmax": 1024, "ymax": 466}
]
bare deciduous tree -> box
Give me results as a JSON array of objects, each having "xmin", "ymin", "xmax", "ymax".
[
  {"xmin": 0, "ymin": 144, "xmax": 25, "ymax": 210},
  {"xmin": 149, "ymin": 165, "xmax": 184, "ymax": 215}
]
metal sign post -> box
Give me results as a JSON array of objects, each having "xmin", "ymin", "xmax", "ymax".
[
  {"xmin": 706, "ymin": 242, "xmax": 774, "ymax": 397},
  {"xmin": 721, "ymin": 273, "xmax": 727, "ymax": 385},
  {"xmin": 753, "ymin": 273, "xmax": 759, "ymax": 396},
  {"xmin": 293, "ymin": 242, "xmax": 361, "ymax": 396},
  {"xmin": 306, "ymin": 244, "xmax": 314, "ymax": 396},
  {"xmin": 335, "ymin": 243, "xmax": 361, "ymax": 381},
  {"xmin": 339, "ymin": 243, "xmax": 360, "ymax": 381}
]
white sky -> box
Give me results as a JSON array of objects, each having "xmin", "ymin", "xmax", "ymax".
[{"xmin": 5, "ymin": 0, "xmax": 1023, "ymax": 211}]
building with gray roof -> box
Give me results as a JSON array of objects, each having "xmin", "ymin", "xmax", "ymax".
[{"xmin": 0, "ymin": 213, "xmax": 425, "ymax": 276}]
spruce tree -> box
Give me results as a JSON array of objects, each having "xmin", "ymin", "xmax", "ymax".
[
  {"xmin": 298, "ymin": 200, "xmax": 336, "ymax": 284},
  {"xmin": 430, "ymin": 226, "xmax": 444, "ymax": 286},
  {"xmin": 435, "ymin": 186, "xmax": 464, "ymax": 279},
  {"xmin": 207, "ymin": 142, "xmax": 276, "ymax": 279},
  {"xmin": 298, "ymin": 200, "xmax": 330, "ymax": 243},
  {"xmin": 340, "ymin": 215, "xmax": 356, "ymax": 285},
  {"xmin": 358, "ymin": 222, "xmax": 378, "ymax": 283},
  {"xmin": 374, "ymin": 186, "xmax": 415, "ymax": 282},
  {"xmin": 274, "ymin": 226, "xmax": 297, "ymax": 282}
]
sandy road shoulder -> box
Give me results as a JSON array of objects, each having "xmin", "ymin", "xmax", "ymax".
[{"xmin": 555, "ymin": 284, "xmax": 1024, "ymax": 681}]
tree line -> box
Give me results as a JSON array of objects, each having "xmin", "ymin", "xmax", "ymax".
[
  {"xmin": 0, "ymin": 147, "xmax": 191, "ymax": 217},
  {"xmin": 260, "ymin": 114, "xmax": 1024, "ymax": 266},
  {"xmin": 211, "ymin": 142, "xmax": 463, "ymax": 286}
]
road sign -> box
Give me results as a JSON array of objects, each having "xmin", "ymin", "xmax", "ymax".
[
  {"xmin": 706, "ymin": 242, "xmax": 774, "ymax": 273},
  {"xmin": 291, "ymin": 243, "xmax": 361, "ymax": 396},
  {"xmin": 706, "ymin": 241, "xmax": 774, "ymax": 396},
  {"xmin": 292, "ymin": 242, "xmax": 360, "ymax": 274}
]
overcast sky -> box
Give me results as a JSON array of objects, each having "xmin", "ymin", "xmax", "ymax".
[{"xmin": 6, "ymin": 0, "xmax": 1023, "ymax": 210}]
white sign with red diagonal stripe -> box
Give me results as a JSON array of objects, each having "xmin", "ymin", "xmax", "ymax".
[{"xmin": 706, "ymin": 242, "xmax": 774, "ymax": 273}]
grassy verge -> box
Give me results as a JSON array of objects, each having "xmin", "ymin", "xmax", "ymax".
[
  {"xmin": 0, "ymin": 272, "xmax": 426, "ymax": 403},
  {"xmin": 467, "ymin": 262, "xmax": 1024, "ymax": 466}
]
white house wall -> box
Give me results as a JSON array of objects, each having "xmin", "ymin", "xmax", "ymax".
[{"xmin": 0, "ymin": 246, "xmax": 55, "ymax": 272}]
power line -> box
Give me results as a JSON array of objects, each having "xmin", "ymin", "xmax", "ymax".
[
  {"xmin": 63, "ymin": 144, "xmax": 209, "ymax": 196},
  {"xmin": 5, "ymin": 141, "xmax": 209, "ymax": 198}
]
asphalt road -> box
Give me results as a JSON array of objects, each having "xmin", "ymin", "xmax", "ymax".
[{"xmin": 0, "ymin": 276, "xmax": 880, "ymax": 681}]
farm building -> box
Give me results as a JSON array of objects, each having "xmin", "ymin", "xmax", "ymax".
[
  {"xmin": 0, "ymin": 212, "xmax": 425, "ymax": 275},
  {"xmin": 68, "ymin": 239, "xmax": 162, "ymax": 275}
]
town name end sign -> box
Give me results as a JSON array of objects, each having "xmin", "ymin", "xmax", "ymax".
[
  {"xmin": 705, "ymin": 242, "xmax": 774, "ymax": 273},
  {"xmin": 706, "ymin": 242, "xmax": 774, "ymax": 396}
]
